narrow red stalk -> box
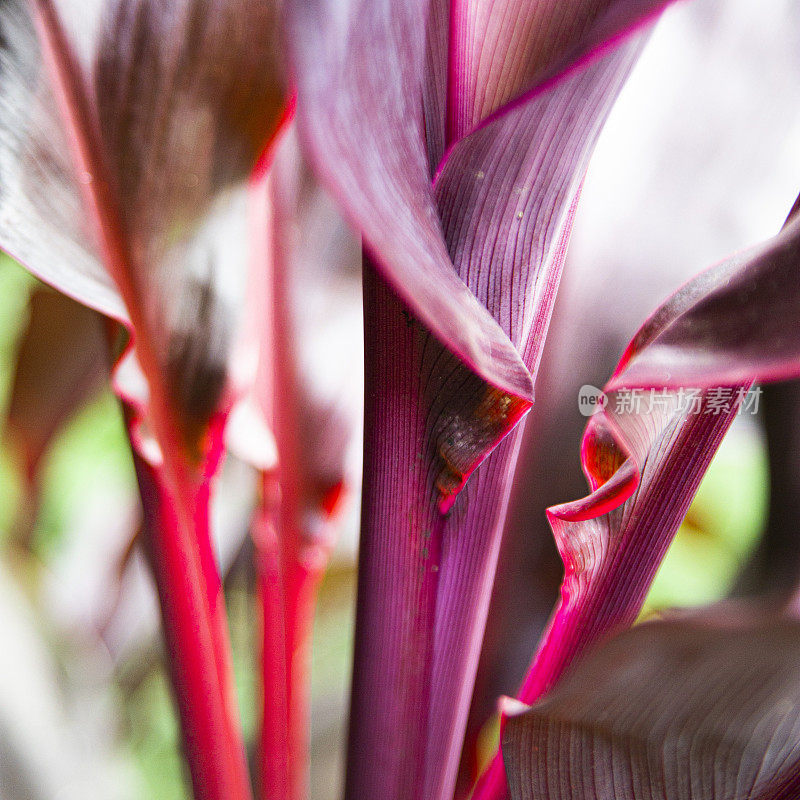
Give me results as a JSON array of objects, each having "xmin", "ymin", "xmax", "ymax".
[
  {"xmin": 251, "ymin": 117, "xmax": 325, "ymax": 800},
  {"xmin": 254, "ymin": 475, "xmax": 291, "ymax": 800},
  {"xmin": 135, "ymin": 444, "xmax": 251, "ymax": 800},
  {"xmin": 271, "ymin": 167, "xmax": 328, "ymax": 800},
  {"xmin": 284, "ymin": 556, "xmax": 327, "ymax": 800},
  {"xmin": 31, "ymin": 3, "xmax": 251, "ymax": 797},
  {"xmin": 254, "ymin": 494, "xmax": 327, "ymax": 800}
]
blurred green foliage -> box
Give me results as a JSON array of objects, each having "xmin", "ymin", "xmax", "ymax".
[{"xmin": 644, "ymin": 421, "xmax": 768, "ymax": 613}]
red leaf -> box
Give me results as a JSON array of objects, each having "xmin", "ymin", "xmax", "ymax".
[{"xmin": 0, "ymin": 2, "xmax": 288, "ymax": 797}]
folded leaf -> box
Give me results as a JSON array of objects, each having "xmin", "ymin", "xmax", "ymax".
[
  {"xmin": 608, "ymin": 210, "xmax": 800, "ymax": 391},
  {"xmin": 423, "ymin": 35, "xmax": 645, "ymax": 800},
  {"xmin": 470, "ymin": 1, "xmax": 800, "ymax": 771},
  {"xmin": 287, "ymin": 0, "xmax": 533, "ymax": 422},
  {"xmin": 289, "ymin": 1, "xmax": 660, "ymax": 798},
  {"xmin": 474, "ymin": 195, "xmax": 800, "ymax": 800},
  {"xmin": 503, "ymin": 609, "xmax": 800, "ymax": 800}
]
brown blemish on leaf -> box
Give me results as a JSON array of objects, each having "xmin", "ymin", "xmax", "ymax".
[{"xmin": 433, "ymin": 380, "xmax": 529, "ymax": 509}]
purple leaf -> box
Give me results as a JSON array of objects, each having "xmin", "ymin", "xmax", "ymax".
[
  {"xmin": 608, "ymin": 206, "xmax": 800, "ymax": 392},
  {"xmin": 474, "ymin": 196, "xmax": 800, "ymax": 800},
  {"xmin": 443, "ymin": 0, "xmax": 672, "ymax": 146},
  {"xmin": 287, "ymin": 0, "xmax": 534, "ymax": 420},
  {"xmin": 288, "ymin": 1, "xmax": 666, "ymax": 798},
  {"xmin": 503, "ymin": 608, "xmax": 800, "ymax": 800},
  {"xmin": 423, "ymin": 37, "xmax": 645, "ymax": 800},
  {"xmin": 469, "ymin": 3, "xmax": 800, "ymax": 776}
]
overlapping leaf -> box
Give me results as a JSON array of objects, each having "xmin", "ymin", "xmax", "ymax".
[
  {"xmin": 287, "ymin": 0, "xmax": 534, "ymax": 466},
  {"xmin": 424, "ymin": 0, "xmax": 674, "ymax": 170},
  {"xmin": 474, "ymin": 197, "xmax": 800, "ymax": 800},
  {"xmin": 503, "ymin": 609, "xmax": 800, "ymax": 800},
  {"xmin": 288, "ymin": 1, "xmax": 676, "ymax": 799}
]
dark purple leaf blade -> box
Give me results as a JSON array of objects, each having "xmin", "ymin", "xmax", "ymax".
[
  {"xmin": 474, "ymin": 196, "xmax": 800, "ymax": 800},
  {"xmin": 608, "ymin": 211, "xmax": 800, "ymax": 392},
  {"xmin": 443, "ymin": 0, "xmax": 674, "ymax": 147},
  {"xmin": 289, "ymin": 1, "xmax": 658, "ymax": 798},
  {"xmin": 503, "ymin": 609, "xmax": 800, "ymax": 800},
  {"xmin": 423, "ymin": 0, "xmax": 450, "ymax": 173},
  {"xmin": 287, "ymin": 0, "xmax": 534, "ymax": 425}
]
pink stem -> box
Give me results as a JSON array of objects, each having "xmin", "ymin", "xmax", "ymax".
[
  {"xmin": 252, "ymin": 102, "xmax": 324, "ymax": 800},
  {"xmin": 254, "ymin": 475, "xmax": 291, "ymax": 800},
  {"xmin": 133, "ymin": 433, "xmax": 252, "ymax": 800},
  {"xmin": 32, "ymin": 4, "xmax": 252, "ymax": 796}
]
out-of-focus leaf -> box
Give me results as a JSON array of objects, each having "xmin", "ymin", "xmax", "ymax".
[
  {"xmin": 0, "ymin": 559, "xmax": 137, "ymax": 800},
  {"xmin": 5, "ymin": 288, "xmax": 107, "ymax": 486},
  {"xmin": 0, "ymin": 0, "xmax": 285, "ymax": 457},
  {"xmin": 740, "ymin": 379, "xmax": 800, "ymax": 596},
  {"xmin": 503, "ymin": 609, "xmax": 800, "ymax": 800},
  {"xmin": 245, "ymin": 130, "xmax": 362, "ymax": 557},
  {"xmin": 0, "ymin": 2, "xmax": 288, "ymax": 797}
]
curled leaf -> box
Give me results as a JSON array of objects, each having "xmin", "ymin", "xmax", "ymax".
[{"xmin": 474, "ymin": 194, "xmax": 800, "ymax": 800}]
